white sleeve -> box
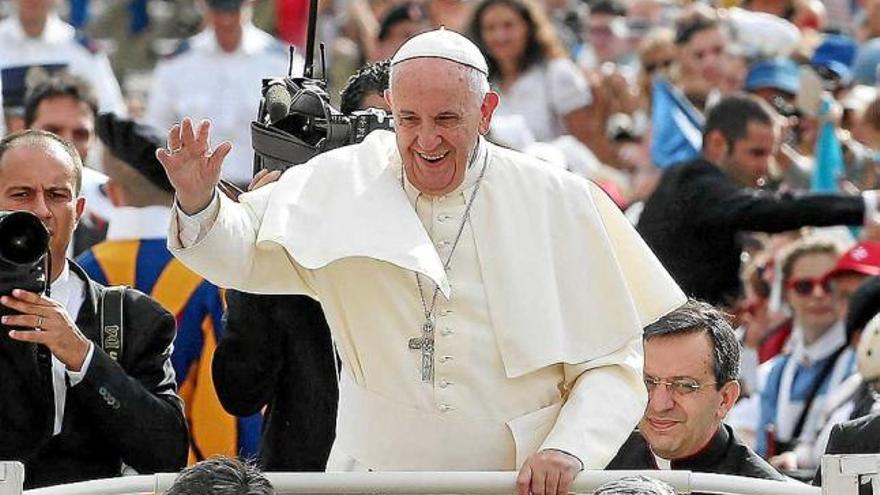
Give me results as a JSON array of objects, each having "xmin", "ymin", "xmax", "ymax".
[
  {"xmin": 540, "ymin": 335, "xmax": 646, "ymax": 469},
  {"xmin": 66, "ymin": 341, "xmax": 95, "ymax": 386},
  {"xmin": 168, "ymin": 186, "xmax": 317, "ymax": 297},
  {"xmin": 175, "ymin": 191, "xmax": 221, "ymax": 247},
  {"xmin": 546, "ymin": 58, "xmax": 592, "ymax": 116}
]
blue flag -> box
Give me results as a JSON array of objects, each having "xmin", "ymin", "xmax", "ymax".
[
  {"xmin": 811, "ymin": 97, "xmax": 844, "ymax": 193},
  {"xmin": 651, "ymin": 78, "xmax": 704, "ymax": 168}
]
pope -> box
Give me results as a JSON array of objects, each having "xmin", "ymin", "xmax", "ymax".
[{"xmin": 158, "ymin": 29, "xmax": 685, "ymax": 495}]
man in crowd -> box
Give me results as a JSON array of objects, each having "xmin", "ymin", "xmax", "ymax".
[
  {"xmin": 0, "ymin": 0, "xmax": 125, "ymax": 134},
  {"xmin": 146, "ymin": 0, "xmax": 293, "ymax": 188},
  {"xmin": 76, "ymin": 113, "xmax": 261, "ymax": 461},
  {"xmin": 160, "ymin": 28, "xmax": 685, "ymax": 495},
  {"xmin": 607, "ymin": 300, "xmax": 785, "ymax": 481},
  {"xmin": 638, "ymin": 94, "xmax": 877, "ymax": 308},
  {"xmin": 23, "ymin": 75, "xmax": 114, "ymax": 255},
  {"xmin": 0, "ymin": 130, "xmax": 187, "ymax": 488}
]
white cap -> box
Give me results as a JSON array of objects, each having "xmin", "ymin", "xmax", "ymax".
[
  {"xmin": 858, "ymin": 313, "xmax": 880, "ymax": 381},
  {"xmin": 391, "ymin": 27, "xmax": 489, "ymax": 75}
]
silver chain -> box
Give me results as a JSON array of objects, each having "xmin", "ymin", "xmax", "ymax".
[{"xmin": 411, "ymin": 146, "xmax": 490, "ymax": 322}]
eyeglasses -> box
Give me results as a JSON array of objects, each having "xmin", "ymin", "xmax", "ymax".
[
  {"xmin": 644, "ymin": 376, "xmax": 717, "ymax": 396},
  {"xmin": 786, "ymin": 276, "xmax": 833, "ymax": 296}
]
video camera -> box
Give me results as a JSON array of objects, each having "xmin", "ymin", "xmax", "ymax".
[
  {"xmin": 250, "ymin": 0, "xmax": 393, "ymax": 174},
  {"xmin": 0, "ymin": 211, "xmax": 50, "ymax": 329}
]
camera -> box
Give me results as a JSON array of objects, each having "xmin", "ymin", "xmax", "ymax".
[
  {"xmin": 250, "ymin": 7, "xmax": 393, "ymax": 175},
  {"xmin": 0, "ymin": 211, "xmax": 50, "ymax": 329},
  {"xmin": 251, "ymin": 77, "xmax": 392, "ymax": 173}
]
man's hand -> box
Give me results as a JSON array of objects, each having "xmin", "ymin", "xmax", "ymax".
[
  {"xmin": 155, "ymin": 117, "xmax": 232, "ymax": 215},
  {"xmin": 1, "ymin": 289, "xmax": 91, "ymax": 371},
  {"xmin": 516, "ymin": 449, "xmax": 582, "ymax": 495},
  {"xmin": 248, "ymin": 169, "xmax": 282, "ymax": 192},
  {"xmin": 769, "ymin": 451, "xmax": 798, "ymax": 471}
]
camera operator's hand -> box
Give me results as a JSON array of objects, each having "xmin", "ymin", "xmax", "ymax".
[
  {"xmin": 1, "ymin": 289, "xmax": 91, "ymax": 371},
  {"xmin": 248, "ymin": 169, "xmax": 282, "ymax": 192},
  {"xmin": 156, "ymin": 118, "xmax": 232, "ymax": 215}
]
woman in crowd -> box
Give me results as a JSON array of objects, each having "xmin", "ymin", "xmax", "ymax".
[
  {"xmin": 468, "ymin": 0, "xmax": 615, "ymax": 163},
  {"xmin": 757, "ymin": 238, "xmax": 856, "ymax": 472}
]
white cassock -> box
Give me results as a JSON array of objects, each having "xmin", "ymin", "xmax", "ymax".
[{"xmin": 169, "ymin": 130, "xmax": 685, "ymax": 471}]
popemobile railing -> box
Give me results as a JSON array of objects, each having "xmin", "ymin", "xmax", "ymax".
[{"xmin": 0, "ymin": 455, "xmax": 877, "ymax": 495}]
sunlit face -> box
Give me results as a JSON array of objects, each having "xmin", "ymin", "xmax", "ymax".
[
  {"xmin": 785, "ymin": 252, "xmax": 843, "ymax": 337},
  {"xmin": 639, "ymin": 332, "xmax": 739, "ymax": 460},
  {"xmin": 386, "ymin": 58, "xmax": 498, "ymax": 196},
  {"xmin": 0, "ymin": 143, "xmax": 84, "ymax": 281},
  {"xmin": 479, "ymin": 3, "xmax": 530, "ymax": 67},
  {"xmin": 29, "ymin": 96, "xmax": 95, "ymax": 161},
  {"xmin": 680, "ymin": 27, "xmax": 726, "ymax": 89},
  {"xmin": 718, "ymin": 122, "xmax": 778, "ymax": 187}
]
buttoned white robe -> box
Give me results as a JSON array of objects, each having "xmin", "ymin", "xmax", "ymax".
[{"xmin": 169, "ymin": 130, "xmax": 685, "ymax": 471}]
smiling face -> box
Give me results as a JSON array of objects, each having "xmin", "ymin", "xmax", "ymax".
[
  {"xmin": 639, "ymin": 331, "xmax": 739, "ymax": 460},
  {"xmin": 0, "ymin": 140, "xmax": 84, "ymax": 281},
  {"xmin": 386, "ymin": 58, "xmax": 499, "ymax": 196}
]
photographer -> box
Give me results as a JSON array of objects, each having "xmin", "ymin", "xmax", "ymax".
[{"xmin": 0, "ymin": 130, "xmax": 187, "ymax": 488}]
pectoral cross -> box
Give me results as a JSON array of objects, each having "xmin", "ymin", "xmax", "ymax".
[{"xmin": 408, "ymin": 319, "xmax": 435, "ymax": 382}]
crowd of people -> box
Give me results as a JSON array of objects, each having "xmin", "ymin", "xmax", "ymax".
[{"xmin": 1, "ymin": 0, "xmax": 880, "ymax": 493}]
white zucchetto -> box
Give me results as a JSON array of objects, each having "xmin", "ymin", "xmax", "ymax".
[{"xmin": 391, "ymin": 27, "xmax": 489, "ymax": 75}]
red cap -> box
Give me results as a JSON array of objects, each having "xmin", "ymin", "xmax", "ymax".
[{"xmin": 827, "ymin": 241, "xmax": 880, "ymax": 279}]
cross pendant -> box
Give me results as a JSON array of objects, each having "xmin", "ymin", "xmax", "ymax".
[{"xmin": 408, "ymin": 319, "xmax": 435, "ymax": 382}]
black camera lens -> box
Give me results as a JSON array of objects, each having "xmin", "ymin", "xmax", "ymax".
[{"xmin": 0, "ymin": 211, "xmax": 49, "ymax": 265}]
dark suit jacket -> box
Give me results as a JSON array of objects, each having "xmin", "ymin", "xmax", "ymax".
[
  {"xmin": 637, "ymin": 158, "xmax": 865, "ymax": 306},
  {"xmin": 813, "ymin": 412, "xmax": 880, "ymax": 491},
  {"xmin": 213, "ymin": 291, "xmax": 338, "ymax": 471},
  {"xmin": 607, "ymin": 424, "xmax": 787, "ymax": 483},
  {"xmin": 0, "ymin": 261, "xmax": 188, "ymax": 488}
]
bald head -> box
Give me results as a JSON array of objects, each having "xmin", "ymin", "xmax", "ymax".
[{"xmin": 0, "ymin": 130, "xmax": 83, "ymax": 194}]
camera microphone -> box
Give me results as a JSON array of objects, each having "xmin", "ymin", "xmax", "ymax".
[{"xmin": 265, "ymin": 81, "xmax": 293, "ymax": 124}]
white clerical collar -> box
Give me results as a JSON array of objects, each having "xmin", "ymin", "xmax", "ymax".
[
  {"xmin": 106, "ymin": 206, "xmax": 172, "ymax": 240},
  {"xmin": 790, "ymin": 320, "xmax": 847, "ymax": 365},
  {"xmin": 399, "ymin": 137, "xmax": 488, "ymax": 203},
  {"xmin": 652, "ymin": 452, "xmax": 672, "ymax": 470}
]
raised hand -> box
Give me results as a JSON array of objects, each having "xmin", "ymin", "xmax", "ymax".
[{"xmin": 155, "ymin": 118, "xmax": 232, "ymax": 215}]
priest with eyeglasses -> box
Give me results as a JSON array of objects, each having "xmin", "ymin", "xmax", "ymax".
[
  {"xmin": 607, "ymin": 300, "xmax": 786, "ymax": 482},
  {"xmin": 158, "ymin": 28, "xmax": 684, "ymax": 495}
]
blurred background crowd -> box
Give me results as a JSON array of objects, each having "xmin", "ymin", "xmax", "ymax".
[{"xmin": 3, "ymin": 0, "xmax": 880, "ymax": 487}]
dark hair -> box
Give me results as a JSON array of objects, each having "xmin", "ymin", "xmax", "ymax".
[
  {"xmin": 591, "ymin": 0, "xmax": 626, "ymax": 17},
  {"xmin": 377, "ymin": 2, "xmax": 426, "ymax": 42},
  {"xmin": 0, "ymin": 130, "xmax": 83, "ymax": 194},
  {"xmin": 594, "ymin": 475, "xmax": 677, "ymax": 495},
  {"xmin": 339, "ymin": 60, "xmax": 391, "ymax": 114},
  {"xmin": 469, "ymin": 0, "xmax": 566, "ymax": 80},
  {"xmin": 702, "ymin": 93, "xmax": 775, "ymax": 150},
  {"xmin": 675, "ymin": 8, "xmax": 720, "ymax": 44},
  {"xmin": 644, "ymin": 299, "xmax": 741, "ymax": 388},
  {"xmin": 164, "ymin": 457, "xmax": 274, "ymax": 495},
  {"xmin": 23, "ymin": 73, "xmax": 99, "ymax": 127}
]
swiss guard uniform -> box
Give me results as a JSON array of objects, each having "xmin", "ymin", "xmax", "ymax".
[{"xmin": 76, "ymin": 114, "xmax": 261, "ymax": 461}]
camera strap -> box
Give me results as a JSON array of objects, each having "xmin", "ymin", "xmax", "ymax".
[{"xmin": 99, "ymin": 286, "xmax": 124, "ymax": 362}]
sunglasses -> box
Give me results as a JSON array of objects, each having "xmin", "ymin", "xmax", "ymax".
[{"xmin": 786, "ymin": 276, "xmax": 833, "ymax": 296}]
